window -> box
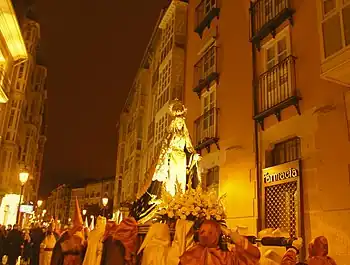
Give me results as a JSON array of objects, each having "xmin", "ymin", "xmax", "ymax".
[
  {"xmin": 204, "ymin": 0, "xmax": 217, "ymax": 16},
  {"xmin": 263, "ymin": 30, "xmax": 291, "ymax": 108},
  {"xmin": 264, "ymin": 0, "xmax": 286, "ymax": 21},
  {"xmin": 17, "ymin": 64, "xmax": 25, "ymax": 79},
  {"xmin": 155, "ymin": 114, "xmax": 168, "ymax": 145},
  {"xmin": 119, "ymin": 145, "xmax": 125, "ymax": 173},
  {"xmin": 0, "ymin": 151, "xmax": 7, "ymax": 173},
  {"xmin": 201, "ymin": 90, "xmax": 216, "ymax": 138},
  {"xmin": 133, "ymin": 182, "xmax": 139, "ymax": 194},
  {"xmin": 206, "ymin": 166, "xmax": 219, "ymax": 192},
  {"xmin": 161, "ymin": 16, "xmax": 174, "ymax": 61},
  {"xmin": 200, "ymin": 45, "xmax": 217, "ymax": 81},
  {"xmin": 321, "ymin": 0, "xmax": 350, "ymax": 58},
  {"xmin": 157, "ymin": 60, "xmax": 172, "ymax": 111},
  {"xmin": 7, "ymin": 109, "xmax": 15, "ymax": 129},
  {"xmin": 266, "ymin": 137, "xmax": 301, "ymax": 167}
]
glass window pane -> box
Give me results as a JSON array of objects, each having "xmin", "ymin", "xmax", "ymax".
[
  {"xmin": 343, "ymin": 4, "xmax": 350, "ymax": 46},
  {"xmin": 267, "ymin": 46, "xmax": 275, "ymax": 61},
  {"xmin": 277, "ymin": 38, "xmax": 287, "ymax": 54},
  {"xmin": 323, "ymin": 0, "xmax": 336, "ymax": 16},
  {"xmin": 322, "ymin": 14, "xmax": 343, "ymax": 58}
]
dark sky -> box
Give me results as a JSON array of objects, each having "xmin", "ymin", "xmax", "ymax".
[{"xmin": 35, "ymin": 0, "xmax": 169, "ymax": 196}]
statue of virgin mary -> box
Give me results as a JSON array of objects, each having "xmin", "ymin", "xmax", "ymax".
[
  {"xmin": 130, "ymin": 100, "xmax": 201, "ymax": 222},
  {"xmin": 152, "ymin": 100, "xmax": 201, "ymax": 196}
]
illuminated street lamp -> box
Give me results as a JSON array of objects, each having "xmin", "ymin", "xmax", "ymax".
[
  {"xmin": 102, "ymin": 196, "xmax": 108, "ymax": 217},
  {"xmin": 82, "ymin": 209, "xmax": 87, "ymax": 216},
  {"xmin": 42, "ymin": 209, "xmax": 47, "ymax": 217},
  {"xmin": 16, "ymin": 169, "xmax": 29, "ymax": 224},
  {"xmin": 37, "ymin": 200, "xmax": 43, "ymax": 208}
]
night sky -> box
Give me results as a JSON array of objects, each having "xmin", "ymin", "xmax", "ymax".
[{"xmin": 35, "ymin": 0, "xmax": 169, "ymax": 196}]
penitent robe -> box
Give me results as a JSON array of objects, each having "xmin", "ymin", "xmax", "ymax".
[
  {"xmin": 51, "ymin": 231, "xmax": 86, "ymax": 265},
  {"xmin": 40, "ymin": 233, "xmax": 59, "ymax": 265}
]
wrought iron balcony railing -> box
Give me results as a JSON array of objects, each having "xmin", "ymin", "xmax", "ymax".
[
  {"xmin": 193, "ymin": 46, "xmax": 219, "ymax": 96},
  {"xmin": 147, "ymin": 120, "xmax": 154, "ymax": 142},
  {"xmin": 194, "ymin": 107, "xmax": 219, "ymax": 152},
  {"xmin": 151, "ymin": 65, "xmax": 159, "ymax": 88},
  {"xmin": 250, "ymin": 0, "xmax": 295, "ymax": 49},
  {"xmin": 195, "ymin": 0, "xmax": 220, "ymax": 38},
  {"xmin": 0, "ymin": 69, "xmax": 10, "ymax": 103},
  {"xmin": 254, "ymin": 55, "xmax": 300, "ymax": 129}
]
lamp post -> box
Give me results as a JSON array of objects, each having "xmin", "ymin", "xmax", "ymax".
[
  {"xmin": 37, "ymin": 200, "xmax": 43, "ymax": 223},
  {"xmin": 102, "ymin": 197, "xmax": 108, "ymax": 217},
  {"xmin": 16, "ymin": 170, "xmax": 29, "ymax": 225}
]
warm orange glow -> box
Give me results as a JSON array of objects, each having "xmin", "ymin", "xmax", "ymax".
[
  {"xmin": 37, "ymin": 200, "xmax": 43, "ymax": 208},
  {"xmin": 102, "ymin": 197, "xmax": 108, "ymax": 207},
  {"xmin": 0, "ymin": 0, "xmax": 28, "ymax": 60},
  {"xmin": 0, "ymin": 86, "xmax": 8, "ymax": 103},
  {"xmin": 19, "ymin": 171, "xmax": 29, "ymax": 185}
]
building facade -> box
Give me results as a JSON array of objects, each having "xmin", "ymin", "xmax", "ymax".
[
  {"xmin": 68, "ymin": 187, "xmax": 85, "ymax": 220},
  {"xmin": 0, "ymin": 0, "xmax": 28, "ymax": 226},
  {"xmin": 115, "ymin": 0, "xmax": 188, "ymax": 209},
  {"xmin": 183, "ymin": 0, "xmax": 350, "ymax": 262},
  {"xmin": 45, "ymin": 184, "xmax": 71, "ymax": 224},
  {"xmin": 0, "ymin": 6, "xmax": 47, "ymax": 218},
  {"xmin": 84, "ymin": 177, "xmax": 114, "ymax": 207}
]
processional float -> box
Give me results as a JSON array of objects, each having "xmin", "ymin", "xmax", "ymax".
[{"xmin": 118, "ymin": 100, "xmax": 316, "ymax": 265}]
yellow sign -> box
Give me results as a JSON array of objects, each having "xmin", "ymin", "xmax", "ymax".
[{"xmin": 263, "ymin": 160, "xmax": 300, "ymax": 185}]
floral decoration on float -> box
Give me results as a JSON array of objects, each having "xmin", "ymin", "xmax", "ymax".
[{"xmin": 151, "ymin": 180, "xmax": 227, "ymax": 225}]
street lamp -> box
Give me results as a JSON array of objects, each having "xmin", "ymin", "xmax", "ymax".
[
  {"xmin": 37, "ymin": 200, "xmax": 43, "ymax": 208},
  {"xmin": 82, "ymin": 209, "xmax": 87, "ymax": 216},
  {"xmin": 16, "ymin": 170, "xmax": 29, "ymax": 224},
  {"xmin": 102, "ymin": 196, "xmax": 108, "ymax": 217}
]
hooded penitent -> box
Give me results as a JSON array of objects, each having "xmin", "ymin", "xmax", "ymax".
[
  {"xmin": 308, "ymin": 237, "xmax": 337, "ymax": 265},
  {"xmin": 167, "ymin": 220, "xmax": 194, "ymax": 265},
  {"xmin": 180, "ymin": 220, "xmax": 260, "ymax": 265},
  {"xmin": 138, "ymin": 223, "xmax": 170, "ymax": 265},
  {"xmin": 82, "ymin": 216, "xmax": 106, "ymax": 265},
  {"xmin": 112, "ymin": 217, "xmax": 138, "ymax": 265},
  {"xmin": 50, "ymin": 198, "xmax": 86, "ymax": 265}
]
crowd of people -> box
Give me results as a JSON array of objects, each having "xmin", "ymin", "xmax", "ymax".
[
  {"xmin": 0, "ymin": 197, "xmax": 339, "ymax": 265},
  {"xmin": 0, "ymin": 223, "xmax": 60, "ymax": 265}
]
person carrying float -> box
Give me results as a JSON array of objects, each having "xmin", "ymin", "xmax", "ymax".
[{"xmin": 100, "ymin": 217, "xmax": 138, "ymax": 265}]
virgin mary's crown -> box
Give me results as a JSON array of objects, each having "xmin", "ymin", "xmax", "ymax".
[{"xmin": 169, "ymin": 99, "xmax": 187, "ymax": 117}]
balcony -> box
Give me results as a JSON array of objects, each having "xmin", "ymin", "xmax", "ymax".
[
  {"xmin": 151, "ymin": 65, "xmax": 159, "ymax": 88},
  {"xmin": 250, "ymin": 0, "xmax": 295, "ymax": 49},
  {"xmin": 254, "ymin": 56, "xmax": 301, "ymax": 129},
  {"xmin": 194, "ymin": 108, "xmax": 220, "ymax": 152},
  {"xmin": 194, "ymin": 0, "xmax": 220, "ymax": 38},
  {"xmin": 193, "ymin": 46, "xmax": 219, "ymax": 96},
  {"xmin": 0, "ymin": 70, "xmax": 10, "ymax": 103},
  {"xmin": 147, "ymin": 120, "xmax": 154, "ymax": 142}
]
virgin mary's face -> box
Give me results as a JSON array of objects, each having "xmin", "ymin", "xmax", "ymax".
[{"xmin": 175, "ymin": 118, "xmax": 184, "ymax": 131}]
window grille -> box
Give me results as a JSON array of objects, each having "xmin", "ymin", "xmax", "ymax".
[
  {"xmin": 265, "ymin": 181, "xmax": 298, "ymax": 237},
  {"xmin": 205, "ymin": 166, "xmax": 219, "ymax": 191},
  {"xmin": 266, "ymin": 137, "xmax": 301, "ymax": 167}
]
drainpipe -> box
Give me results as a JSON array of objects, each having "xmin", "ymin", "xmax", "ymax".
[{"xmin": 250, "ymin": 2, "xmax": 262, "ymax": 233}]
